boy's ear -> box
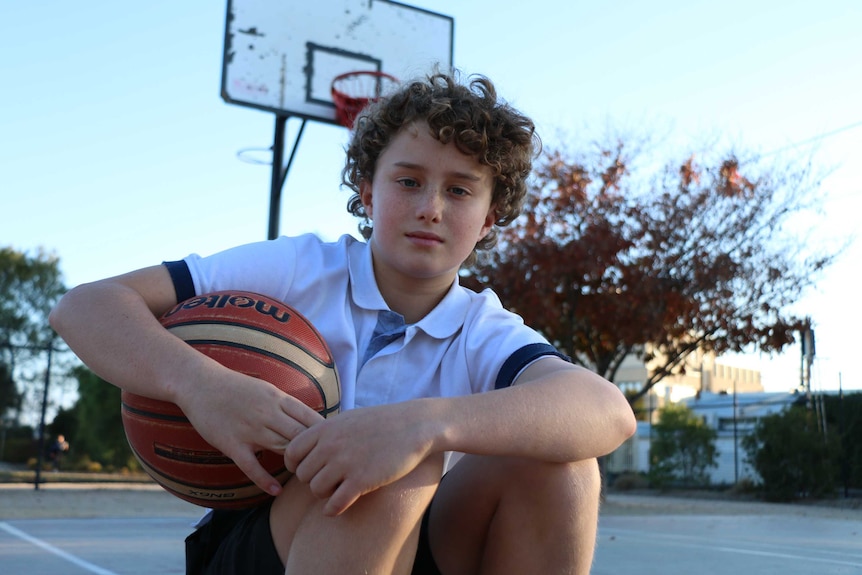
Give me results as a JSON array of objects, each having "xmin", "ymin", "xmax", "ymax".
[
  {"xmin": 359, "ymin": 179, "xmax": 373, "ymax": 218},
  {"xmin": 479, "ymin": 204, "xmax": 496, "ymax": 240}
]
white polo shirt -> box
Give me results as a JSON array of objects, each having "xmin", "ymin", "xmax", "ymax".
[{"xmin": 166, "ymin": 234, "xmax": 563, "ymax": 411}]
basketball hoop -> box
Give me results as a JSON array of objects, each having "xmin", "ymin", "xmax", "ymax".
[{"xmin": 331, "ymin": 71, "xmax": 399, "ymax": 129}]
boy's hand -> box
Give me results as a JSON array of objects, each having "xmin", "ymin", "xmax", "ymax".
[
  {"xmin": 283, "ymin": 400, "xmax": 438, "ymax": 516},
  {"xmin": 175, "ymin": 371, "xmax": 325, "ymax": 496}
]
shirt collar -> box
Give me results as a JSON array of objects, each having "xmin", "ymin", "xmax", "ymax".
[
  {"xmin": 414, "ymin": 281, "xmax": 470, "ymax": 339},
  {"xmin": 347, "ymin": 238, "xmax": 389, "ymax": 311},
  {"xmin": 347, "ymin": 239, "xmax": 470, "ymax": 339}
]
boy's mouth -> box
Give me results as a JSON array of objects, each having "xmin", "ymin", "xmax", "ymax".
[{"xmin": 406, "ymin": 231, "xmax": 444, "ymax": 245}]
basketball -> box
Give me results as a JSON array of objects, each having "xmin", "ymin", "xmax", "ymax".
[{"xmin": 121, "ymin": 290, "xmax": 340, "ymax": 509}]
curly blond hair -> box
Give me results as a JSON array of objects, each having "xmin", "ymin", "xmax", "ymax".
[{"xmin": 341, "ymin": 71, "xmax": 540, "ymax": 256}]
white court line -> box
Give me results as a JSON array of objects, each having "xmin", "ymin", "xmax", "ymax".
[
  {"xmin": 713, "ymin": 545, "xmax": 862, "ymax": 568},
  {"xmin": 0, "ymin": 521, "xmax": 119, "ymax": 575},
  {"xmin": 604, "ymin": 527, "xmax": 862, "ymax": 568}
]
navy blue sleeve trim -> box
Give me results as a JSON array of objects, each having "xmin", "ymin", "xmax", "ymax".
[
  {"xmin": 162, "ymin": 260, "xmax": 195, "ymax": 303},
  {"xmin": 494, "ymin": 343, "xmax": 570, "ymax": 390}
]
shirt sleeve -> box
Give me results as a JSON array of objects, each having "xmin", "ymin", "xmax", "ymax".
[
  {"xmin": 462, "ymin": 289, "xmax": 569, "ymax": 393},
  {"xmin": 494, "ymin": 342, "xmax": 569, "ymax": 389},
  {"xmin": 181, "ymin": 236, "xmax": 300, "ymax": 300},
  {"xmin": 162, "ymin": 260, "xmax": 195, "ymax": 302}
]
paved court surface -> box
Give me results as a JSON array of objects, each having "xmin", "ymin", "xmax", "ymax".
[
  {"xmin": 1, "ymin": 517, "xmax": 191, "ymax": 574},
  {"xmin": 594, "ymin": 514, "xmax": 862, "ymax": 574},
  {"xmin": 1, "ymin": 484, "xmax": 861, "ymax": 574}
]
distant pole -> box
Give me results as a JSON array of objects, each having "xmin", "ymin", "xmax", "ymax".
[
  {"xmin": 802, "ymin": 321, "xmax": 815, "ymax": 410},
  {"xmin": 839, "ymin": 373, "xmax": 849, "ymax": 498},
  {"xmin": 33, "ymin": 343, "xmax": 53, "ymax": 491},
  {"xmin": 0, "ymin": 419, "xmax": 6, "ymax": 461},
  {"xmin": 647, "ymin": 390, "xmax": 653, "ymax": 484},
  {"xmin": 732, "ymin": 378, "xmax": 739, "ymax": 485},
  {"xmin": 799, "ymin": 334, "xmax": 805, "ymax": 394}
]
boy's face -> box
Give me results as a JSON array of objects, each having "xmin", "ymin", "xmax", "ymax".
[{"xmin": 360, "ymin": 121, "xmax": 496, "ymax": 288}]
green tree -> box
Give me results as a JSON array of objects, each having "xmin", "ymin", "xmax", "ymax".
[
  {"xmin": 649, "ymin": 403, "xmax": 718, "ymax": 487},
  {"xmin": 822, "ymin": 392, "xmax": 862, "ymax": 492},
  {"xmin": 69, "ymin": 366, "xmax": 135, "ymax": 471},
  {"xmin": 463, "ymin": 137, "xmax": 840, "ymax": 403},
  {"xmin": 0, "ymin": 247, "xmax": 69, "ymax": 423},
  {"xmin": 742, "ymin": 405, "xmax": 840, "ymax": 501}
]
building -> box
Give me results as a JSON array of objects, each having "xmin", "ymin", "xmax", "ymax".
[
  {"xmin": 614, "ymin": 348, "xmax": 764, "ymax": 421},
  {"xmin": 607, "ymin": 389, "xmax": 805, "ymax": 485},
  {"xmin": 606, "ymin": 347, "xmax": 804, "ymax": 485}
]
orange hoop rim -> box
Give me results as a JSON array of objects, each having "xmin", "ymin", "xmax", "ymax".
[{"xmin": 331, "ymin": 71, "xmax": 399, "ymax": 129}]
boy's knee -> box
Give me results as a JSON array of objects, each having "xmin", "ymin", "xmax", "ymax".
[
  {"xmin": 563, "ymin": 458, "xmax": 601, "ymax": 496},
  {"xmin": 428, "ymin": 457, "xmax": 600, "ymax": 574},
  {"xmin": 506, "ymin": 456, "xmax": 598, "ymax": 491}
]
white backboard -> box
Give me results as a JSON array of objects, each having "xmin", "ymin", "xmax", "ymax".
[{"xmin": 221, "ymin": 0, "xmax": 455, "ymax": 124}]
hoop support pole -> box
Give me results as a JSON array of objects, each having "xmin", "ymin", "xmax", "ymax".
[{"xmin": 267, "ymin": 115, "xmax": 307, "ymax": 240}]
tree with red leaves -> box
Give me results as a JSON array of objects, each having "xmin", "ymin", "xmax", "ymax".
[{"xmin": 463, "ymin": 139, "xmax": 839, "ymax": 404}]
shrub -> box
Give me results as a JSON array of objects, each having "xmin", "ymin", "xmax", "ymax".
[
  {"xmin": 649, "ymin": 403, "xmax": 718, "ymax": 488},
  {"xmin": 743, "ymin": 405, "xmax": 841, "ymax": 501},
  {"xmin": 613, "ymin": 472, "xmax": 649, "ymax": 491}
]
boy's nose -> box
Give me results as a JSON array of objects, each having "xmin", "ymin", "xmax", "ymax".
[{"xmin": 416, "ymin": 189, "xmax": 444, "ymax": 222}]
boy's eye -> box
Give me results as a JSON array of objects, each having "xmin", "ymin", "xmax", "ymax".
[
  {"xmin": 450, "ymin": 186, "xmax": 468, "ymax": 196},
  {"xmin": 398, "ymin": 178, "xmax": 420, "ymax": 188}
]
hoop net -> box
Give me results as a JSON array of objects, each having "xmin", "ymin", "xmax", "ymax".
[{"xmin": 331, "ymin": 71, "xmax": 399, "ymax": 129}]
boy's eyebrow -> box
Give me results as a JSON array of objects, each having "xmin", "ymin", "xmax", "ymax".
[{"xmin": 392, "ymin": 161, "xmax": 484, "ymax": 181}]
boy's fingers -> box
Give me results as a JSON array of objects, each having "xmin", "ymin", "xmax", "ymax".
[
  {"xmin": 323, "ymin": 481, "xmax": 362, "ymax": 517},
  {"xmin": 279, "ymin": 395, "xmax": 325, "ymax": 429},
  {"xmin": 232, "ymin": 450, "xmax": 283, "ymax": 497},
  {"xmin": 283, "ymin": 429, "xmax": 316, "ymax": 473}
]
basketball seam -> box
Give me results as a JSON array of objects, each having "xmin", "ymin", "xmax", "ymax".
[
  {"xmin": 122, "ymin": 402, "xmax": 188, "ymax": 423},
  {"xmin": 165, "ymin": 319, "xmax": 334, "ymax": 367},
  {"xmin": 128, "ymin": 444, "xmax": 290, "ymax": 506},
  {"xmin": 181, "ymin": 337, "xmax": 331, "ymax": 409},
  {"xmin": 167, "ymin": 321, "xmax": 339, "ymax": 413}
]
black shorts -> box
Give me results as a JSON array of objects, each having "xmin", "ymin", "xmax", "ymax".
[{"xmin": 185, "ymin": 499, "xmax": 441, "ymax": 575}]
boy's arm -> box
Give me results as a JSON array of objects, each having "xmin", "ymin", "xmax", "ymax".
[
  {"xmin": 433, "ymin": 357, "xmax": 637, "ymax": 462},
  {"xmin": 49, "ymin": 266, "xmax": 321, "ymax": 495},
  {"xmin": 50, "ymin": 265, "xmax": 186, "ymax": 400},
  {"xmin": 285, "ymin": 356, "xmax": 636, "ymax": 515}
]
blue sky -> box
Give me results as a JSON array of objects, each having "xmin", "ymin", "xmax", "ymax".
[{"xmin": 3, "ymin": 0, "xmax": 860, "ymax": 394}]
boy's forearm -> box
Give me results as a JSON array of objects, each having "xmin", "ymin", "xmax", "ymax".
[
  {"xmin": 427, "ymin": 366, "xmax": 636, "ymax": 463},
  {"xmin": 49, "ymin": 278, "xmax": 207, "ymax": 403}
]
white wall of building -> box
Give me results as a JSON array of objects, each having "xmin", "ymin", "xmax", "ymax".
[{"xmin": 607, "ymin": 391, "xmax": 803, "ymax": 486}]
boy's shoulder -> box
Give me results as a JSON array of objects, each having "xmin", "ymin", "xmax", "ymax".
[
  {"xmin": 434, "ymin": 282, "xmax": 536, "ymax": 339},
  {"xmin": 283, "ymin": 232, "xmax": 362, "ymax": 250},
  {"xmin": 228, "ymin": 233, "xmax": 365, "ymax": 265}
]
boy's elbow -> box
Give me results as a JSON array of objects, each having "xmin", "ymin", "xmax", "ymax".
[
  {"xmin": 48, "ymin": 295, "xmax": 66, "ymax": 333},
  {"xmin": 607, "ymin": 383, "xmax": 637, "ymax": 444},
  {"xmin": 49, "ymin": 284, "xmax": 90, "ymax": 337},
  {"xmin": 619, "ymin": 404, "xmax": 637, "ymax": 441},
  {"xmin": 49, "ymin": 287, "xmax": 80, "ymax": 331}
]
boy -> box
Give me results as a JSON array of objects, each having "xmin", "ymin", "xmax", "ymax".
[{"xmin": 50, "ymin": 72, "xmax": 636, "ymax": 574}]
